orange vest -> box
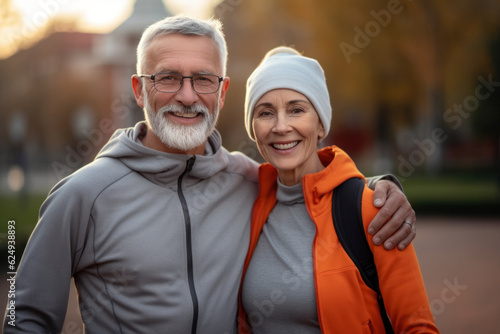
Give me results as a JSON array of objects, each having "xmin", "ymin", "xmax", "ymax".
[{"xmin": 238, "ymin": 146, "xmax": 438, "ymax": 333}]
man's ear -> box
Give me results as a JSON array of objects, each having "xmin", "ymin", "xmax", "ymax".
[
  {"xmin": 217, "ymin": 77, "xmax": 230, "ymax": 111},
  {"xmin": 131, "ymin": 75, "xmax": 145, "ymax": 108}
]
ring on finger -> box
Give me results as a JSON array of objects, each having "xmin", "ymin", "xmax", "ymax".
[{"xmin": 404, "ymin": 220, "xmax": 413, "ymax": 228}]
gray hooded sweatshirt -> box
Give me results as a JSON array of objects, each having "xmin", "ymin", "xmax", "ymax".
[{"xmin": 4, "ymin": 122, "xmax": 259, "ymax": 334}]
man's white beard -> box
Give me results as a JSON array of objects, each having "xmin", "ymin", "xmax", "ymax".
[{"xmin": 144, "ymin": 94, "xmax": 219, "ymax": 152}]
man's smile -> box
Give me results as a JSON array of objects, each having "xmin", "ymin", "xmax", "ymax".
[{"xmin": 170, "ymin": 111, "xmax": 202, "ymax": 119}]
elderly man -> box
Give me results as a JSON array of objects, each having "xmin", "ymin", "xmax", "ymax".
[{"xmin": 3, "ymin": 15, "xmax": 415, "ymax": 333}]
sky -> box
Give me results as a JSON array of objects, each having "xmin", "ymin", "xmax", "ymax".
[{"xmin": 2, "ymin": 0, "xmax": 218, "ymax": 59}]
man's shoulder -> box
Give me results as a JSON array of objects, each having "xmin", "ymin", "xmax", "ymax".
[
  {"xmin": 51, "ymin": 157, "xmax": 132, "ymax": 199},
  {"xmin": 36, "ymin": 157, "xmax": 132, "ymax": 221},
  {"xmin": 220, "ymin": 147, "xmax": 260, "ymax": 183}
]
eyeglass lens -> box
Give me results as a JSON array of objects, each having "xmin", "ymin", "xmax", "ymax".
[{"xmin": 154, "ymin": 73, "xmax": 220, "ymax": 93}]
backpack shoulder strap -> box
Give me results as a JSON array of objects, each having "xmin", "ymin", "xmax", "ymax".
[{"xmin": 332, "ymin": 177, "xmax": 394, "ymax": 333}]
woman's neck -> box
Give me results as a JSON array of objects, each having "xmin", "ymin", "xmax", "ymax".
[{"xmin": 277, "ymin": 153, "xmax": 325, "ymax": 186}]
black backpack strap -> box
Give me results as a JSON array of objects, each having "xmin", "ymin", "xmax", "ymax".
[{"xmin": 332, "ymin": 178, "xmax": 394, "ymax": 333}]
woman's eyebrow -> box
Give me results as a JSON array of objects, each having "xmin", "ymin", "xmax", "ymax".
[
  {"xmin": 254, "ymin": 102, "xmax": 274, "ymax": 109},
  {"xmin": 255, "ymin": 99, "xmax": 311, "ymax": 110},
  {"xmin": 286, "ymin": 99, "xmax": 310, "ymax": 105}
]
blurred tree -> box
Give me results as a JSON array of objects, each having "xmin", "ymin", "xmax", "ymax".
[
  {"xmin": 472, "ymin": 31, "xmax": 500, "ymax": 178},
  {"xmin": 394, "ymin": 0, "xmax": 500, "ymax": 174},
  {"xmin": 475, "ymin": 33, "xmax": 500, "ymax": 137},
  {"xmin": 216, "ymin": 0, "xmax": 500, "ymax": 175}
]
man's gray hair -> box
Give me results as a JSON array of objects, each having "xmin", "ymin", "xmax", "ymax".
[{"xmin": 136, "ymin": 15, "xmax": 228, "ymax": 76}]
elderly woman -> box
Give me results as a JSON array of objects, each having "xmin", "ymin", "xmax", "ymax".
[{"xmin": 238, "ymin": 47, "xmax": 438, "ymax": 333}]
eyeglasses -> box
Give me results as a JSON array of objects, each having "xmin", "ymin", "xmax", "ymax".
[{"xmin": 138, "ymin": 72, "xmax": 224, "ymax": 94}]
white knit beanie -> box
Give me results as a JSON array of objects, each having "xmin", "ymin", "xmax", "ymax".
[{"xmin": 244, "ymin": 47, "xmax": 332, "ymax": 141}]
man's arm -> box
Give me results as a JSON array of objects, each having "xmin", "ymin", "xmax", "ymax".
[
  {"xmin": 366, "ymin": 175, "xmax": 416, "ymax": 251},
  {"xmin": 3, "ymin": 178, "xmax": 88, "ymax": 333}
]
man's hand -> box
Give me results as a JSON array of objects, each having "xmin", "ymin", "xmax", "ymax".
[{"xmin": 368, "ymin": 180, "xmax": 416, "ymax": 250}]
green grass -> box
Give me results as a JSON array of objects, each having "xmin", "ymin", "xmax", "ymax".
[
  {"xmin": 1, "ymin": 195, "xmax": 46, "ymax": 242},
  {"xmin": 401, "ymin": 175, "xmax": 500, "ymax": 216},
  {"xmin": 1, "ymin": 195, "xmax": 46, "ymax": 272},
  {"xmin": 404, "ymin": 177, "xmax": 499, "ymax": 202}
]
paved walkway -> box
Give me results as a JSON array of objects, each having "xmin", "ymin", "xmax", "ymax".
[
  {"xmin": 2, "ymin": 217, "xmax": 500, "ymax": 333},
  {"xmin": 412, "ymin": 217, "xmax": 500, "ymax": 333}
]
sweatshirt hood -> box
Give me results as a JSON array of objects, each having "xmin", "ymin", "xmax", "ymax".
[
  {"xmin": 95, "ymin": 122, "xmax": 231, "ymax": 187},
  {"xmin": 302, "ymin": 146, "xmax": 365, "ymax": 197}
]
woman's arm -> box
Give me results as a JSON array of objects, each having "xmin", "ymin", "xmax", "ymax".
[{"xmin": 361, "ymin": 187, "xmax": 439, "ymax": 333}]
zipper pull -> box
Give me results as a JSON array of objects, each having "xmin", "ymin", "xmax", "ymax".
[{"xmin": 185, "ymin": 156, "xmax": 196, "ymax": 172}]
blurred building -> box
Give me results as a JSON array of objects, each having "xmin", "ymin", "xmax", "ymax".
[
  {"xmin": 94, "ymin": 0, "xmax": 171, "ymax": 128},
  {"xmin": 0, "ymin": 0, "xmax": 171, "ymax": 193}
]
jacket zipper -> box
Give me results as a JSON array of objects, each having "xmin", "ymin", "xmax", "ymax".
[
  {"xmin": 177, "ymin": 156, "xmax": 199, "ymax": 334},
  {"xmin": 303, "ymin": 183, "xmax": 325, "ymax": 333}
]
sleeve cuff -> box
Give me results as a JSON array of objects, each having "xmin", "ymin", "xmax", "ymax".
[{"xmin": 366, "ymin": 174, "xmax": 404, "ymax": 193}]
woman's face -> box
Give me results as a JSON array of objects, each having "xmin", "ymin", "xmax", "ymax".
[{"xmin": 252, "ymin": 89, "xmax": 325, "ymax": 183}]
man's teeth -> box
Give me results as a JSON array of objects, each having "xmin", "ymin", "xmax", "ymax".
[
  {"xmin": 272, "ymin": 141, "xmax": 299, "ymax": 150},
  {"xmin": 171, "ymin": 111, "xmax": 199, "ymax": 118}
]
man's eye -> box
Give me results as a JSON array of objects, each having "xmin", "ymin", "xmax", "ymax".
[
  {"xmin": 158, "ymin": 75, "xmax": 176, "ymax": 81},
  {"xmin": 195, "ymin": 76, "xmax": 214, "ymax": 84}
]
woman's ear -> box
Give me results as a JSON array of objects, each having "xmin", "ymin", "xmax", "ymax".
[{"xmin": 318, "ymin": 122, "xmax": 326, "ymax": 140}]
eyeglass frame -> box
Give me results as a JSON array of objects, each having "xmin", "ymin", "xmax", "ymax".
[{"xmin": 138, "ymin": 72, "xmax": 224, "ymax": 94}]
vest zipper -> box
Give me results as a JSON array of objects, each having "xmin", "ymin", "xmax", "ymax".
[{"xmin": 177, "ymin": 156, "xmax": 199, "ymax": 334}]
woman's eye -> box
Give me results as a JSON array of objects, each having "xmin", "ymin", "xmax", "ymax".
[
  {"xmin": 259, "ymin": 111, "xmax": 271, "ymax": 117},
  {"xmin": 255, "ymin": 110, "xmax": 272, "ymax": 118}
]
